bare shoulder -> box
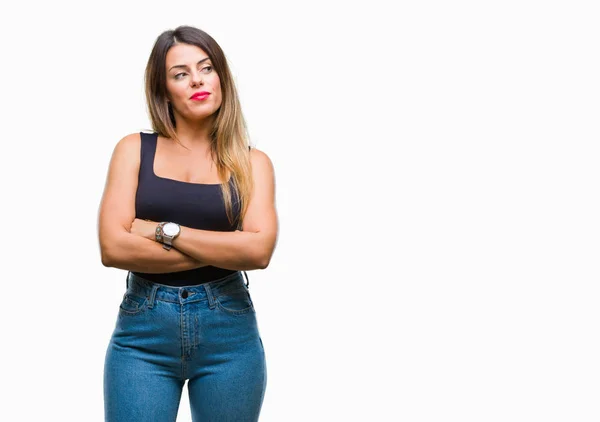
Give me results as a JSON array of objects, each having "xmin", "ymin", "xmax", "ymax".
[
  {"xmin": 115, "ymin": 132, "xmax": 142, "ymax": 154},
  {"xmin": 109, "ymin": 132, "xmax": 142, "ymax": 167},
  {"xmin": 249, "ymin": 147, "xmax": 275, "ymax": 174}
]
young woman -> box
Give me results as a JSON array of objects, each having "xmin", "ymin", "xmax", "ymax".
[{"xmin": 98, "ymin": 25, "xmax": 278, "ymax": 421}]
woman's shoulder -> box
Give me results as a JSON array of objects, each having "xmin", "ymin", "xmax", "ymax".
[
  {"xmin": 248, "ymin": 147, "xmax": 275, "ymax": 175},
  {"xmin": 109, "ymin": 132, "xmax": 144, "ymax": 166},
  {"xmin": 119, "ymin": 129, "xmax": 155, "ymax": 144},
  {"xmin": 115, "ymin": 132, "xmax": 143, "ymax": 151},
  {"xmin": 249, "ymin": 146, "xmax": 271, "ymax": 159}
]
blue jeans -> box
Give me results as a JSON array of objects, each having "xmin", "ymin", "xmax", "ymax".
[{"xmin": 104, "ymin": 271, "xmax": 267, "ymax": 421}]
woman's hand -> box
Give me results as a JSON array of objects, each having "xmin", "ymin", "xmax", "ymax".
[{"xmin": 130, "ymin": 218, "xmax": 158, "ymax": 241}]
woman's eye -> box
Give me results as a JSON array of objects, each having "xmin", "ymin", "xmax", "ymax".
[{"xmin": 174, "ymin": 67, "xmax": 211, "ymax": 79}]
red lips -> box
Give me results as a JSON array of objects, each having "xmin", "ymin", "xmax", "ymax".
[{"xmin": 190, "ymin": 91, "xmax": 210, "ymax": 99}]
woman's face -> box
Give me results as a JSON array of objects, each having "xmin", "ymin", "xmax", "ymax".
[{"xmin": 165, "ymin": 43, "xmax": 222, "ymax": 122}]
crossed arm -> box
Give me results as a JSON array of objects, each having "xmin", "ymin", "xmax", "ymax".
[
  {"xmin": 100, "ymin": 228, "xmax": 210, "ymax": 273},
  {"xmin": 102, "ymin": 225, "xmax": 273, "ymax": 273}
]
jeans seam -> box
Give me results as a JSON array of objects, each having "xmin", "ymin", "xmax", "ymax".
[{"xmin": 214, "ymin": 297, "xmax": 255, "ymax": 316}]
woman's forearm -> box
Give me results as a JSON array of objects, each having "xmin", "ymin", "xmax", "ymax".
[{"xmin": 102, "ymin": 231, "xmax": 210, "ymax": 273}]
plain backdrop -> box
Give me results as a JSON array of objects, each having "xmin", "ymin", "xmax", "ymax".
[{"xmin": 1, "ymin": 0, "xmax": 599, "ymax": 421}]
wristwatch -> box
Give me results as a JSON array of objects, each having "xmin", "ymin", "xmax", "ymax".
[{"xmin": 155, "ymin": 222, "xmax": 181, "ymax": 250}]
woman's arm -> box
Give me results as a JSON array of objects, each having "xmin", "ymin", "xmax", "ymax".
[
  {"xmin": 170, "ymin": 228, "xmax": 267, "ymax": 271},
  {"xmin": 102, "ymin": 230, "xmax": 210, "ymax": 273},
  {"xmin": 130, "ymin": 220, "xmax": 261, "ymax": 272}
]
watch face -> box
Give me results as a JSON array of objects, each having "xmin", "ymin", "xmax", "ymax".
[{"xmin": 163, "ymin": 223, "xmax": 180, "ymax": 236}]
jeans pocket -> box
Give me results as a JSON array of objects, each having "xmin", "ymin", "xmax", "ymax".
[
  {"xmin": 119, "ymin": 292, "xmax": 149, "ymax": 316},
  {"xmin": 215, "ymin": 287, "xmax": 255, "ymax": 316}
]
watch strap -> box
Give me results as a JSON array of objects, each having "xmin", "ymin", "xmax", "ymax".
[{"xmin": 155, "ymin": 222, "xmax": 167, "ymax": 243}]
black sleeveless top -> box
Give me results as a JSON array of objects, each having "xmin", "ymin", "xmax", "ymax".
[{"xmin": 132, "ymin": 131, "xmax": 245, "ymax": 286}]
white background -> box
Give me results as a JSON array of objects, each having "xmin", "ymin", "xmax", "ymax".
[{"xmin": 1, "ymin": 1, "xmax": 599, "ymax": 421}]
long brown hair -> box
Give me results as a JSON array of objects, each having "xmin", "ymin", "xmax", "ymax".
[{"xmin": 144, "ymin": 25, "xmax": 253, "ymax": 229}]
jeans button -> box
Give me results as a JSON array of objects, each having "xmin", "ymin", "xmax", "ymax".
[{"xmin": 182, "ymin": 290, "xmax": 188, "ymax": 299}]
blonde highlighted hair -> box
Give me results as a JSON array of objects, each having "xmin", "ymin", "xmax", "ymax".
[{"xmin": 144, "ymin": 25, "xmax": 253, "ymax": 229}]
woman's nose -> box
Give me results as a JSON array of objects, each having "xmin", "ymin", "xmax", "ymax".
[{"xmin": 190, "ymin": 70, "xmax": 203, "ymax": 87}]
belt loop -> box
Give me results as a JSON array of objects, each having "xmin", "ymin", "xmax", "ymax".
[
  {"xmin": 147, "ymin": 284, "xmax": 159, "ymax": 308},
  {"xmin": 126, "ymin": 272, "xmax": 130, "ymax": 289},
  {"xmin": 243, "ymin": 271, "xmax": 250, "ymax": 289},
  {"xmin": 203, "ymin": 284, "xmax": 217, "ymax": 309}
]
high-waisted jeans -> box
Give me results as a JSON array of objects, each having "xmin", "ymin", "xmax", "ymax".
[{"xmin": 104, "ymin": 271, "xmax": 267, "ymax": 421}]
